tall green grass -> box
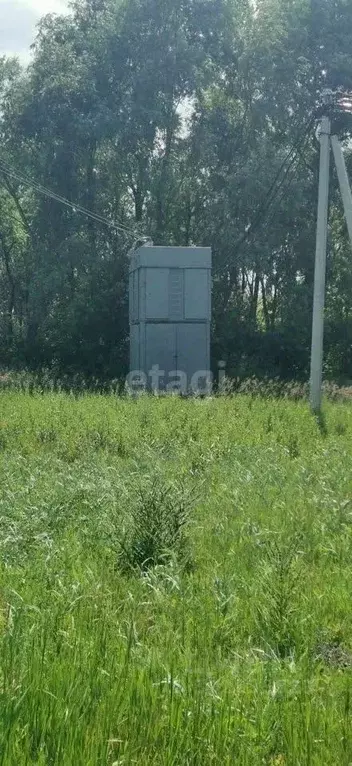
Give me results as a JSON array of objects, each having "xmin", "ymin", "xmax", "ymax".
[{"xmin": 0, "ymin": 392, "xmax": 352, "ymax": 764}]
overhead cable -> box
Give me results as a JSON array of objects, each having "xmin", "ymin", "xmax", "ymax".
[{"xmin": 0, "ymin": 158, "xmax": 144, "ymax": 238}]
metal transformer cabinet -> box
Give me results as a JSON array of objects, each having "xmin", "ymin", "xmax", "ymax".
[{"xmin": 129, "ymin": 246, "xmax": 212, "ymax": 392}]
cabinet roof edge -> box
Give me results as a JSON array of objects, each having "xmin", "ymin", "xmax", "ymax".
[{"xmin": 129, "ymin": 246, "xmax": 212, "ymax": 271}]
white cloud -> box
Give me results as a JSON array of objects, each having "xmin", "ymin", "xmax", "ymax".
[{"xmin": 0, "ymin": 0, "xmax": 69, "ymax": 61}]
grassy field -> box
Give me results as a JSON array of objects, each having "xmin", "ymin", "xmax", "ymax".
[{"xmin": 0, "ymin": 391, "xmax": 352, "ymax": 765}]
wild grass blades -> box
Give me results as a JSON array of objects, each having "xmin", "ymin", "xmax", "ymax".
[
  {"xmin": 113, "ymin": 476, "xmax": 196, "ymax": 572},
  {"xmin": 251, "ymin": 536, "xmax": 304, "ymax": 658},
  {"xmin": 0, "ymin": 391, "xmax": 352, "ymax": 764}
]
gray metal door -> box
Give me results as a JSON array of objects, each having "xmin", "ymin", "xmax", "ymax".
[
  {"xmin": 145, "ymin": 324, "xmax": 177, "ymax": 389},
  {"xmin": 177, "ymin": 324, "xmax": 209, "ymax": 391}
]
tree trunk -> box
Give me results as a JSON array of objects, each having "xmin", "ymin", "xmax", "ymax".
[
  {"xmin": 0, "ymin": 234, "xmax": 15, "ymax": 344},
  {"xmin": 261, "ymin": 278, "xmax": 270, "ymax": 331},
  {"xmin": 155, "ymin": 107, "xmax": 175, "ymax": 244},
  {"xmin": 249, "ymin": 271, "xmax": 260, "ymax": 324},
  {"xmin": 132, "ymin": 185, "xmax": 144, "ymax": 224},
  {"xmin": 86, "ymin": 140, "xmax": 97, "ymax": 255}
]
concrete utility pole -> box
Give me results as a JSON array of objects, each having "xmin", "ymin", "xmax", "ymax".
[{"xmin": 310, "ymin": 116, "xmax": 331, "ymax": 413}]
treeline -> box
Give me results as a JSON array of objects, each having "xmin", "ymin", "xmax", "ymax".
[{"xmin": 0, "ymin": 0, "xmax": 352, "ymax": 382}]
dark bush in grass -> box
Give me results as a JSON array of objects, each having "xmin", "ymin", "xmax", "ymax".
[{"xmin": 117, "ymin": 478, "xmax": 195, "ymax": 572}]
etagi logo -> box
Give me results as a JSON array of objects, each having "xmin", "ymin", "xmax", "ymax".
[{"xmin": 126, "ymin": 361, "xmax": 227, "ymax": 394}]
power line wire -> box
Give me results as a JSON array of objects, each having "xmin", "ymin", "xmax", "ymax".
[
  {"xmin": 0, "ymin": 114, "xmax": 315, "ymax": 249},
  {"xmin": 254, "ymin": 116, "xmax": 315, "ymax": 218},
  {"xmin": 263, "ymin": 129, "xmax": 313, "ymax": 232},
  {"xmin": 0, "ymin": 164, "xmax": 137, "ymax": 234},
  {"xmin": 222, "ymin": 115, "xmax": 315, "ymax": 270},
  {"xmin": 0, "ymin": 159, "xmax": 144, "ymax": 238},
  {"xmin": 0, "ymin": 160, "xmax": 135, "ymax": 233}
]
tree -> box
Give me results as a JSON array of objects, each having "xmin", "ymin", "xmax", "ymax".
[{"xmin": 0, "ymin": 0, "xmax": 352, "ymax": 381}]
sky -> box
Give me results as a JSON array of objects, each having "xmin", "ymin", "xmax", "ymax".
[{"xmin": 0, "ymin": 0, "xmax": 69, "ymax": 61}]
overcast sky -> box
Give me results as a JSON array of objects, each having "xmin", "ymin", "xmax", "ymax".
[{"xmin": 0, "ymin": 0, "xmax": 69, "ymax": 61}]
